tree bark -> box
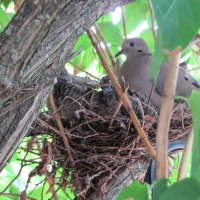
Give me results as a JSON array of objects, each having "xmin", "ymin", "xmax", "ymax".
[{"xmin": 0, "ymin": 0, "xmax": 132, "ymax": 171}]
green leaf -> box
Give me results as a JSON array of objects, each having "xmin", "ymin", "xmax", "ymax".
[
  {"xmin": 0, "ymin": 7, "xmax": 13, "ymax": 28},
  {"xmin": 187, "ymin": 91, "xmax": 200, "ymax": 181},
  {"xmin": 160, "ymin": 178, "xmax": 200, "ymax": 200},
  {"xmin": 124, "ymin": 0, "xmax": 149, "ymax": 34},
  {"xmin": 150, "ymin": 0, "xmax": 200, "ymax": 80},
  {"xmin": 73, "ymin": 33, "xmax": 91, "ymax": 51},
  {"xmin": 116, "ymin": 182, "xmax": 148, "ymax": 200},
  {"xmin": 82, "ymin": 46, "xmax": 95, "ymax": 69},
  {"xmin": 97, "ymin": 21, "xmax": 123, "ymax": 46},
  {"xmin": 1, "ymin": 0, "xmax": 13, "ymax": 9},
  {"xmin": 150, "ymin": 0, "xmax": 200, "ymax": 50},
  {"xmin": 97, "ymin": 13, "xmax": 112, "ymax": 23},
  {"xmin": 110, "ymin": 45, "xmax": 119, "ymax": 57},
  {"xmin": 153, "ymin": 179, "xmax": 169, "ymax": 200},
  {"xmin": 71, "ymin": 33, "xmax": 92, "ymax": 69}
]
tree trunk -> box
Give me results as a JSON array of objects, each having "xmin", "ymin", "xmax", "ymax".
[{"xmin": 0, "ymin": 0, "xmax": 132, "ymax": 171}]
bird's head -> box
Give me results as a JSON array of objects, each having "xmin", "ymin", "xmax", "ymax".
[{"xmin": 115, "ymin": 38, "xmax": 152, "ymax": 58}]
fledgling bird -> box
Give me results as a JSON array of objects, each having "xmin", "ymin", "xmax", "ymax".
[{"xmin": 116, "ymin": 38, "xmax": 200, "ymax": 108}]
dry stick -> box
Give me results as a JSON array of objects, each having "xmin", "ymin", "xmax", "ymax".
[
  {"xmin": 148, "ymin": 0, "xmax": 156, "ymax": 41},
  {"xmin": 92, "ymin": 27, "xmax": 119, "ymax": 78},
  {"xmin": 189, "ymin": 66, "xmax": 200, "ymax": 72},
  {"xmin": 69, "ymin": 61, "xmax": 100, "ymax": 80},
  {"xmin": 121, "ymin": 6, "xmax": 127, "ymax": 39},
  {"xmin": 147, "ymin": 0, "xmax": 156, "ymax": 103},
  {"xmin": 156, "ymin": 47, "xmax": 181, "ymax": 179},
  {"xmin": 177, "ymin": 128, "xmax": 194, "ymax": 181},
  {"xmin": 94, "ymin": 23, "xmax": 116, "ymax": 69},
  {"xmin": 48, "ymin": 94, "xmax": 74, "ymax": 163},
  {"xmin": 86, "ymin": 29, "xmax": 156, "ymax": 159}
]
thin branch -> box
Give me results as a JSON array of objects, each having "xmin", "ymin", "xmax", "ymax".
[
  {"xmin": 48, "ymin": 95, "xmax": 82, "ymax": 194},
  {"xmin": 48, "ymin": 94, "xmax": 74, "ymax": 163},
  {"xmin": 86, "ymin": 28, "xmax": 156, "ymax": 159},
  {"xmin": 121, "ymin": 6, "xmax": 127, "ymax": 39},
  {"xmin": 0, "ymin": 143, "xmax": 30, "ymax": 195},
  {"xmin": 177, "ymin": 128, "xmax": 193, "ymax": 181},
  {"xmin": 69, "ymin": 61, "xmax": 100, "ymax": 80},
  {"xmin": 156, "ymin": 47, "xmax": 181, "ymax": 179},
  {"xmin": 148, "ymin": 0, "xmax": 156, "ymax": 41},
  {"xmin": 1, "ymin": 193, "xmax": 35, "ymax": 200},
  {"xmin": 94, "ymin": 23, "xmax": 116, "ymax": 70},
  {"xmin": 189, "ymin": 66, "xmax": 200, "ymax": 72}
]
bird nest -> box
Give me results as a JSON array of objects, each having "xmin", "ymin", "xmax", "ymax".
[{"xmin": 28, "ymin": 74, "xmax": 192, "ymax": 199}]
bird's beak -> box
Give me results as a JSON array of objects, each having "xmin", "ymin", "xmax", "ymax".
[
  {"xmin": 115, "ymin": 49, "xmax": 126, "ymax": 57},
  {"xmin": 115, "ymin": 50, "xmax": 123, "ymax": 57}
]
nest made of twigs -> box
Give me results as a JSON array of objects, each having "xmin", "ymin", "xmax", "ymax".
[{"xmin": 29, "ymin": 74, "xmax": 192, "ymax": 199}]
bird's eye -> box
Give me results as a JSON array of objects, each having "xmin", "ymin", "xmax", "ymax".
[
  {"xmin": 130, "ymin": 42, "xmax": 135, "ymax": 47},
  {"xmin": 138, "ymin": 50, "xmax": 143, "ymax": 52}
]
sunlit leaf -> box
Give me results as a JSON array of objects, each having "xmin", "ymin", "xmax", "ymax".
[
  {"xmin": 82, "ymin": 46, "xmax": 95, "ymax": 69},
  {"xmin": 97, "ymin": 13, "xmax": 112, "ymax": 24},
  {"xmin": 97, "ymin": 21, "xmax": 123, "ymax": 46},
  {"xmin": 151, "ymin": 0, "xmax": 200, "ymax": 50},
  {"xmin": 124, "ymin": 0, "xmax": 150, "ymax": 34},
  {"xmin": 1, "ymin": 0, "xmax": 13, "ymax": 9},
  {"xmin": 0, "ymin": 7, "xmax": 13, "ymax": 27},
  {"xmin": 150, "ymin": 0, "xmax": 200, "ymax": 80},
  {"xmin": 73, "ymin": 33, "xmax": 91, "ymax": 51}
]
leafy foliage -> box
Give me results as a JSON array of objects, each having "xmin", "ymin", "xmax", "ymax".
[
  {"xmin": 150, "ymin": 0, "xmax": 200, "ymax": 79},
  {"xmin": 153, "ymin": 179, "xmax": 169, "ymax": 200},
  {"xmin": 0, "ymin": 6, "xmax": 14, "ymax": 32},
  {"xmin": 116, "ymin": 182, "xmax": 148, "ymax": 200},
  {"xmin": 0, "ymin": 0, "xmax": 12, "ymax": 8},
  {"xmin": 157, "ymin": 178, "xmax": 200, "ymax": 200}
]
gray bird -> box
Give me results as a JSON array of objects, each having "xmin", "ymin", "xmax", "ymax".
[{"xmin": 116, "ymin": 38, "xmax": 200, "ymax": 108}]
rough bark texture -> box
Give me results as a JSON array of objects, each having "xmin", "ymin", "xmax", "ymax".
[{"xmin": 0, "ymin": 0, "xmax": 132, "ymax": 171}]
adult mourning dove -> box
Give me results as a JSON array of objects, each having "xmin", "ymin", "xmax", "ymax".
[{"xmin": 115, "ymin": 38, "xmax": 200, "ymax": 108}]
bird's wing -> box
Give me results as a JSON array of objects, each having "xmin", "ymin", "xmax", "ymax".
[
  {"xmin": 154, "ymin": 63, "xmax": 168, "ymax": 96},
  {"xmin": 154, "ymin": 62, "xmax": 200, "ymax": 98}
]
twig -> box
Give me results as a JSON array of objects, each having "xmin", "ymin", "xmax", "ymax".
[
  {"xmin": 86, "ymin": 28, "xmax": 156, "ymax": 159},
  {"xmin": 48, "ymin": 94, "xmax": 74, "ymax": 163},
  {"xmin": 177, "ymin": 128, "xmax": 193, "ymax": 180},
  {"xmin": 108, "ymin": 101, "xmax": 122, "ymax": 129},
  {"xmin": 121, "ymin": 6, "xmax": 127, "ymax": 39},
  {"xmin": 100, "ymin": 162, "xmax": 125, "ymax": 186},
  {"xmin": 156, "ymin": 47, "xmax": 181, "ymax": 179},
  {"xmin": 0, "ymin": 143, "xmax": 30, "ymax": 195},
  {"xmin": 94, "ymin": 23, "xmax": 116, "ymax": 70},
  {"xmin": 37, "ymin": 117, "xmax": 66, "ymax": 137},
  {"xmin": 189, "ymin": 66, "xmax": 200, "ymax": 72},
  {"xmin": 69, "ymin": 61, "xmax": 100, "ymax": 80},
  {"xmin": 147, "ymin": 0, "xmax": 156, "ymax": 41},
  {"xmin": 48, "ymin": 95, "xmax": 83, "ymax": 194},
  {"xmin": 1, "ymin": 193, "xmax": 35, "ymax": 200}
]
